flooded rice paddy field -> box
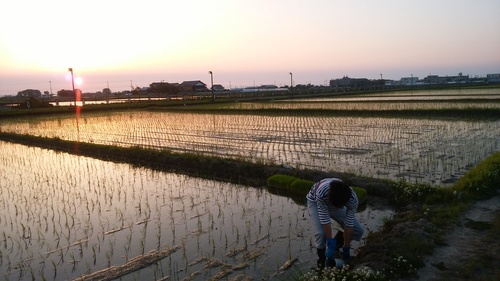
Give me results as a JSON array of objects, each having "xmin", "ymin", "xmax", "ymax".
[
  {"xmin": 1, "ymin": 110, "xmax": 499, "ymax": 185},
  {"xmin": 1, "ymin": 89, "xmax": 499, "ymax": 279},
  {"xmin": 227, "ymin": 99, "xmax": 500, "ymax": 111},
  {"xmin": 0, "ymin": 141, "xmax": 391, "ymax": 280},
  {"xmin": 228, "ymin": 88, "xmax": 500, "ymax": 111}
]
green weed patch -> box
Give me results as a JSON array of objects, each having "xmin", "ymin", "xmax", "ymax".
[
  {"xmin": 266, "ymin": 174, "xmax": 367, "ymax": 204},
  {"xmin": 453, "ymin": 151, "xmax": 500, "ymax": 200}
]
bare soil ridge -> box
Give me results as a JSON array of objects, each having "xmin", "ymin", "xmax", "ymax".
[{"xmin": 411, "ymin": 195, "xmax": 500, "ymax": 281}]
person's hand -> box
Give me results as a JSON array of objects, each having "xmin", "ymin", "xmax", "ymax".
[
  {"xmin": 342, "ymin": 246, "xmax": 350, "ymax": 261},
  {"xmin": 325, "ymin": 238, "xmax": 336, "ymax": 260}
]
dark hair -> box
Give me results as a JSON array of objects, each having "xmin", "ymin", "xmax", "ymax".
[{"xmin": 328, "ymin": 180, "xmax": 351, "ymax": 207}]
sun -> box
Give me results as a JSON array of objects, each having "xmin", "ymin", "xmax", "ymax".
[{"xmin": 74, "ymin": 77, "xmax": 83, "ymax": 86}]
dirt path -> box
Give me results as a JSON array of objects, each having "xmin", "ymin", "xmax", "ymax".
[{"xmin": 412, "ymin": 195, "xmax": 500, "ymax": 281}]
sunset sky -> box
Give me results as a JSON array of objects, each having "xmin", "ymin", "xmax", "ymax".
[{"xmin": 1, "ymin": 0, "xmax": 499, "ymax": 96}]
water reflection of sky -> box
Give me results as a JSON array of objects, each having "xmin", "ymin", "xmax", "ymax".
[
  {"xmin": 228, "ymin": 100, "xmax": 500, "ymax": 110},
  {"xmin": 295, "ymin": 93, "xmax": 500, "ymax": 101},
  {"xmin": 0, "ymin": 141, "xmax": 392, "ymax": 280},
  {"xmin": 296, "ymin": 88, "xmax": 500, "ymax": 100},
  {"xmin": 279, "ymin": 88, "xmax": 500, "ymax": 109},
  {"xmin": 1, "ymin": 110, "xmax": 498, "ymax": 186}
]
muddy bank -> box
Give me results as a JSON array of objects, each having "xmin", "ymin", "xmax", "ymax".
[{"xmin": 414, "ymin": 195, "xmax": 500, "ymax": 281}]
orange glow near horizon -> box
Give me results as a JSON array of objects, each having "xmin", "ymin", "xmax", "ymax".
[{"xmin": 0, "ymin": 0, "xmax": 499, "ymax": 95}]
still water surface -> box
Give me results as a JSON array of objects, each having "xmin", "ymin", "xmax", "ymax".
[
  {"xmin": 1, "ymin": 110, "xmax": 499, "ymax": 185},
  {"xmin": 0, "ymin": 141, "xmax": 390, "ymax": 280}
]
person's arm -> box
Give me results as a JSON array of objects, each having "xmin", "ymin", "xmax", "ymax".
[
  {"xmin": 323, "ymin": 223, "xmax": 336, "ymax": 260},
  {"xmin": 342, "ymin": 191, "xmax": 358, "ymax": 260},
  {"xmin": 322, "ymin": 223, "xmax": 333, "ymax": 239},
  {"xmin": 343, "ymin": 189, "xmax": 358, "ymax": 247},
  {"xmin": 343, "ymin": 225, "xmax": 353, "ymax": 247}
]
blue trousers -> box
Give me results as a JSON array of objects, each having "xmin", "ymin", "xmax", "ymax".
[{"xmin": 307, "ymin": 199, "xmax": 364, "ymax": 249}]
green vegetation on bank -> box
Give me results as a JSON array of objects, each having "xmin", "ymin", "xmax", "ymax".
[
  {"xmin": 266, "ymin": 174, "xmax": 367, "ymax": 205},
  {"xmin": 351, "ymin": 152, "xmax": 500, "ymax": 280},
  {"xmin": 288, "ymin": 152, "xmax": 500, "ymax": 281},
  {"xmin": 453, "ymin": 151, "xmax": 500, "ymax": 200}
]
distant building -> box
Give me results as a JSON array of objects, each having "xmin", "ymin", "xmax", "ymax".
[
  {"xmin": 422, "ymin": 73, "xmax": 469, "ymax": 84},
  {"xmin": 259, "ymin": 84, "xmax": 278, "ymax": 90},
  {"xmin": 487, "ymin": 74, "xmax": 500, "ymax": 83},
  {"xmin": 212, "ymin": 84, "xmax": 225, "ymax": 92},
  {"xmin": 150, "ymin": 82, "xmax": 168, "ymax": 91},
  {"xmin": 180, "ymin": 81, "xmax": 208, "ymax": 92},
  {"xmin": 400, "ymin": 77, "xmax": 419, "ymax": 85},
  {"xmin": 239, "ymin": 84, "xmax": 286, "ymax": 93},
  {"xmin": 329, "ymin": 76, "xmax": 370, "ymax": 88},
  {"xmin": 149, "ymin": 82, "xmax": 181, "ymax": 94}
]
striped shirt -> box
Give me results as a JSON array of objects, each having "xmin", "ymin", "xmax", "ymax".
[{"xmin": 306, "ymin": 178, "xmax": 359, "ymax": 227}]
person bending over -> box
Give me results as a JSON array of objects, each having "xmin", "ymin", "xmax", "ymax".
[{"xmin": 306, "ymin": 178, "xmax": 364, "ymax": 269}]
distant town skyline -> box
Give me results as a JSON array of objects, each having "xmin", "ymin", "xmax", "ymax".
[
  {"xmin": 4, "ymin": 70, "xmax": 499, "ymax": 97},
  {"xmin": 1, "ymin": 0, "xmax": 499, "ymax": 96}
]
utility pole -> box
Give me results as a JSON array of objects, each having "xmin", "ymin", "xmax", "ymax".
[
  {"xmin": 49, "ymin": 81, "xmax": 52, "ymax": 95},
  {"xmin": 68, "ymin": 68, "xmax": 75, "ymax": 103},
  {"xmin": 209, "ymin": 71, "xmax": 214, "ymax": 102},
  {"xmin": 289, "ymin": 72, "xmax": 293, "ymax": 97}
]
